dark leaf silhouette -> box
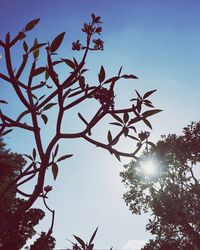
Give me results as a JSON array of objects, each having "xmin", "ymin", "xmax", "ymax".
[
  {"xmin": 143, "ymin": 89, "xmax": 157, "ymax": 99},
  {"xmin": 143, "ymin": 118, "xmax": 152, "ymax": 129},
  {"xmin": 122, "ymin": 74, "xmax": 138, "ymax": 79},
  {"xmin": 56, "ymin": 154, "xmax": 73, "ymax": 162},
  {"xmin": 43, "ymin": 103, "xmax": 57, "ymax": 111},
  {"xmin": 127, "ymin": 134, "xmax": 140, "ymax": 141},
  {"xmin": 62, "ymin": 58, "xmax": 75, "ymax": 69},
  {"xmin": 142, "ymin": 109, "xmax": 162, "ymax": 118},
  {"xmin": 50, "ymin": 32, "xmax": 65, "ymax": 52},
  {"xmin": 0, "ymin": 100, "xmax": 8, "ymax": 104},
  {"xmin": 24, "ymin": 18, "xmax": 40, "ymax": 32},
  {"xmin": 33, "ymin": 67, "xmax": 46, "ymax": 76},
  {"xmin": 54, "ymin": 144, "xmax": 59, "ymax": 159},
  {"xmin": 110, "ymin": 122, "xmax": 123, "ymax": 127},
  {"xmin": 51, "ymin": 162, "xmax": 58, "ymax": 180},
  {"xmin": 1, "ymin": 129, "xmax": 13, "ymax": 137},
  {"xmin": 73, "ymin": 235, "xmax": 85, "ymax": 249},
  {"xmin": 118, "ymin": 66, "xmax": 123, "ymax": 76},
  {"xmin": 23, "ymin": 154, "xmax": 33, "ymax": 161},
  {"xmin": 98, "ymin": 65, "xmax": 105, "ymax": 83},
  {"xmin": 107, "ymin": 130, "xmax": 112, "ymax": 144},
  {"xmin": 103, "ymin": 76, "xmax": 120, "ymax": 84},
  {"xmin": 41, "ymin": 114, "xmax": 48, "ymax": 124},
  {"xmin": 89, "ymin": 227, "xmax": 98, "ymax": 245},
  {"xmin": 123, "ymin": 112, "xmax": 129, "ymax": 124},
  {"xmin": 32, "ymin": 148, "xmax": 36, "ymax": 160},
  {"xmin": 23, "ymin": 41, "xmax": 28, "ymax": 53}
]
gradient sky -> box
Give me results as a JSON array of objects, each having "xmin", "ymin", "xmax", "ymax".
[{"xmin": 1, "ymin": 1, "xmax": 200, "ymax": 249}]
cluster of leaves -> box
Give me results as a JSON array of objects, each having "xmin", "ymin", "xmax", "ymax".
[
  {"xmin": 120, "ymin": 121, "xmax": 200, "ymax": 249},
  {"xmin": 66, "ymin": 227, "xmax": 112, "ymax": 250},
  {"xmin": 67, "ymin": 227, "xmax": 98, "ymax": 250}
]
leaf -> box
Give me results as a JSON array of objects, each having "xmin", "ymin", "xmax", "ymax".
[
  {"xmin": 114, "ymin": 153, "xmax": 121, "ymax": 162},
  {"xmin": 43, "ymin": 102, "xmax": 57, "ymax": 111},
  {"xmin": 50, "ymin": 32, "xmax": 65, "ymax": 52},
  {"xmin": 89, "ymin": 227, "xmax": 98, "ymax": 245},
  {"xmin": 146, "ymin": 141, "xmax": 157, "ymax": 149},
  {"xmin": 118, "ymin": 66, "xmax": 123, "ymax": 76},
  {"xmin": 128, "ymin": 126, "xmax": 137, "ymax": 133},
  {"xmin": 103, "ymin": 76, "xmax": 120, "ymax": 84},
  {"xmin": 127, "ymin": 135, "xmax": 140, "ymax": 141},
  {"xmin": 128, "ymin": 116, "xmax": 141, "ymax": 125},
  {"xmin": 111, "ymin": 136, "xmax": 119, "ymax": 146},
  {"xmin": 79, "ymin": 76, "xmax": 85, "ymax": 90},
  {"xmin": 23, "ymin": 41, "xmax": 28, "ymax": 52},
  {"xmin": 45, "ymin": 68, "xmax": 49, "ymax": 80},
  {"xmin": 144, "ymin": 102, "xmax": 155, "ymax": 108},
  {"xmin": 111, "ymin": 113, "xmax": 123, "ymax": 123},
  {"xmin": 33, "ymin": 67, "xmax": 46, "ymax": 76},
  {"xmin": 143, "ymin": 118, "xmax": 152, "ymax": 129},
  {"xmin": 51, "ymin": 162, "xmax": 58, "ymax": 180},
  {"xmin": 107, "ymin": 130, "xmax": 112, "ymax": 144},
  {"xmin": 32, "ymin": 148, "xmax": 36, "ymax": 160},
  {"xmin": 110, "ymin": 122, "xmax": 123, "ymax": 127},
  {"xmin": 41, "ymin": 114, "xmax": 48, "ymax": 124},
  {"xmin": 98, "ymin": 65, "xmax": 105, "ymax": 83},
  {"xmin": 0, "ymin": 129, "xmax": 13, "ymax": 137},
  {"xmin": 23, "ymin": 154, "xmax": 33, "ymax": 161},
  {"xmin": 0, "ymin": 100, "xmax": 8, "ymax": 104},
  {"xmin": 61, "ymin": 58, "xmax": 75, "ymax": 69},
  {"xmin": 81, "ymin": 69, "xmax": 88, "ymax": 74},
  {"xmin": 24, "ymin": 18, "xmax": 40, "ymax": 32},
  {"xmin": 53, "ymin": 145, "xmax": 58, "ymax": 159},
  {"xmin": 29, "ymin": 42, "xmax": 47, "ymax": 60},
  {"xmin": 143, "ymin": 89, "xmax": 157, "ymax": 99},
  {"xmin": 57, "ymin": 154, "xmax": 73, "ymax": 162},
  {"xmin": 122, "ymin": 74, "xmax": 138, "ymax": 79},
  {"xmin": 142, "ymin": 109, "xmax": 162, "ymax": 118},
  {"xmin": 73, "ymin": 57, "xmax": 79, "ymax": 68},
  {"xmin": 38, "ymin": 95, "xmax": 46, "ymax": 101},
  {"xmin": 123, "ymin": 127, "xmax": 129, "ymax": 137},
  {"xmin": 123, "ymin": 112, "xmax": 129, "ymax": 124},
  {"xmin": 73, "ymin": 235, "xmax": 85, "ymax": 249},
  {"xmin": 135, "ymin": 90, "xmax": 142, "ymax": 99},
  {"xmin": 32, "ymin": 38, "xmax": 39, "ymax": 59},
  {"xmin": 31, "ymin": 93, "xmax": 37, "ymax": 100}
]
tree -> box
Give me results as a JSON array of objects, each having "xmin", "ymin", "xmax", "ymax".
[
  {"xmin": 120, "ymin": 121, "xmax": 200, "ymax": 249},
  {"xmin": 0, "ymin": 14, "xmax": 161, "ymax": 244},
  {"xmin": 0, "ymin": 138, "xmax": 55, "ymax": 249}
]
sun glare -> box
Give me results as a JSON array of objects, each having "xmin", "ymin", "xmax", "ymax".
[{"xmin": 141, "ymin": 160, "xmax": 158, "ymax": 177}]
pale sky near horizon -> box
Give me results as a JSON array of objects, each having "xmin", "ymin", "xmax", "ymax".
[{"xmin": 1, "ymin": 0, "xmax": 200, "ymax": 249}]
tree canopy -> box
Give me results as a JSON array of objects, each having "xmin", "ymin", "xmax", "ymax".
[
  {"xmin": 120, "ymin": 121, "xmax": 200, "ymax": 249},
  {"xmin": 0, "ymin": 138, "xmax": 55, "ymax": 249}
]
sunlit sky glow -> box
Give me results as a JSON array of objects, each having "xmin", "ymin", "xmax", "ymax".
[
  {"xmin": 140, "ymin": 160, "xmax": 158, "ymax": 178},
  {"xmin": 1, "ymin": 1, "xmax": 200, "ymax": 249}
]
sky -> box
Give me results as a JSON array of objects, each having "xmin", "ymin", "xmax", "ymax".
[{"xmin": 1, "ymin": 0, "xmax": 200, "ymax": 249}]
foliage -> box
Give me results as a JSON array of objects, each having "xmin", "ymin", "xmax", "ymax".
[
  {"xmin": 29, "ymin": 231, "xmax": 55, "ymax": 250},
  {"xmin": 120, "ymin": 121, "xmax": 200, "ymax": 249},
  {"xmin": 66, "ymin": 227, "xmax": 112, "ymax": 250},
  {"xmin": 0, "ymin": 138, "xmax": 55, "ymax": 249},
  {"xmin": 0, "ymin": 14, "xmax": 160, "ymax": 243}
]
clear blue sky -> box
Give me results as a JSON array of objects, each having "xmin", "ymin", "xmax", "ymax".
[{"xmin": 1, "ymin": 0, "xmax": 200, "ymax": 249}]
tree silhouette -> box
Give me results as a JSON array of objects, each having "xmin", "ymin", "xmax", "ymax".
[
  {"xmin": 0, "ymin": 138, "xmax": 55, "ymax": 249},
  {"xmin": 0, "ymin": 14, "xmax": 161, "ymax": 244},
  {"xmin": 120, "ymin": 121, "xmax": 200, "ymax": 249}
]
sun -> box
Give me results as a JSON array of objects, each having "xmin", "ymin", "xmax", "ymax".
[{"xmin": 141, "ymin": 160, "xmax": 158, "ymax": 177}]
